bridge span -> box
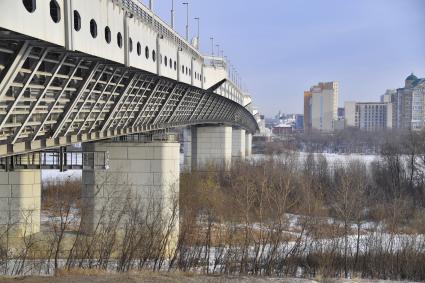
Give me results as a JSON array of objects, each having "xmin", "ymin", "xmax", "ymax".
[{"xmin": 0, "ymin": 0, "xmax": 259, "ymax": 244}]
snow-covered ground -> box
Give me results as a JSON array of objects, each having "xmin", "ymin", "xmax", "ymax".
[
  {"xmin": 252, "ymin": 152, "xmax": 378, "ymax": 166},
  {"xmin": 42, "ymin": 169, "xmax": 81, "ymax": 181}
]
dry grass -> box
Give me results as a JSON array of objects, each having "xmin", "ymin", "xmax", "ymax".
[
  {"xmin": 0, "ymin": 271, "xmax": 322, "ymax": 283},
  {"xmin": 42, "ymin": 179, "xmax": 81, "ymax": 211}
]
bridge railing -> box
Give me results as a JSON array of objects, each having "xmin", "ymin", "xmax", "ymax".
[
  {"xmin": 112, "ymin": 132, "xmax": 179, "ymax": 143},
  {"xmin": 0, "ymin": 151, "xmax": 109, "ymax": 171},
  {"xmin": 119, "ymin": 0, "xmax": 201, "ymax": 58}
]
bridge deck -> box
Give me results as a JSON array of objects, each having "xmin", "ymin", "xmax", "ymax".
[{"xmin": 0, "ymin": 33, "xmax": 257, "ymax": 157}]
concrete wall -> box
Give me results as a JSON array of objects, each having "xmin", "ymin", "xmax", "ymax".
[
  {"xmin": 0, "ymin": 169, "xmax": 41, "ymax": 235},
  {"xmin": 0, "ymin": 0, "xmax": 66, "ymax": 46},
  {"xmin": 81, "ymin": 140, "xmax": 180, "ymax": 251},
  {"xmin": 232, "ymin": 128, "xmax": 246, "ymax": 161},
  {"xmin": 192, "ymin": 126, "xmax": 232, "ymax": 169}
]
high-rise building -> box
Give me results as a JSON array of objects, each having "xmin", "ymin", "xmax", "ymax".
[
  {"xmin": 304, "ymin": 81, "xmax": 339, "ymax": 132},
  {"xmin": 391, "ymin": 74, "xmax": 425, "ymax": 130},
  {"xmin": 345, "ymin": 101, "xmax": 392, "ymax": 131},
  {"xmin": 303, "ymin": 91, "xmax": 312, "ymax": 132},
  {"xmin": 381, "ymin": 89, "xmax": 396, "ymax": 103}
]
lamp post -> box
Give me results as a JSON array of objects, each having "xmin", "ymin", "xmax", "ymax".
[
  {"xmin": 194, "ymin": 17, "xmax": 200, "ymax": 48},
  {"xmin": 182, "ymin": 2, "xmax": 189, "ymax": 41},
  {"xmin": 171, "ymin": 0, "xmax": 174, "ymax": 29},
  {"xmin": 210, "ymin": 37, "xmax": 214, "ymax": 56},
  {"xmin": 215, "ymin": 44, "xmax": 220, "ymax": 58}
]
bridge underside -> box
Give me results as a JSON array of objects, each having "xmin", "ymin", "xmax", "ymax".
[{"xmin": 0, "ymin": 31, "xmax": 257, "ymax": 157}]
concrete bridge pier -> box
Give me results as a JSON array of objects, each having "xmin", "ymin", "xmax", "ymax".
[
  {"xmin": 81, "ymin": 138, "xmax": 180, "ymax": 254},
  {"xmin": 0, "ymin": 169, "xmax": 41, "ymax": 235},
  {"xmin": 182, "ymin": 127, "xmax": 193, "ymax": 172},
  {"xmin": 232, "ymin": 128, "xmax": 246, "ymax": 162},
  {"xmin": 245, "ymin": 132, "xmax": 253, "ymax": 158},
  {"xmin": 191, "ymin": 125, "xmax": 233, "ymax": 170}
]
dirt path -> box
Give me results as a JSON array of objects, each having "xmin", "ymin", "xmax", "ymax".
[{"xmin": 0, "ymin": 273, "xmax": 419, "ymax": 283}]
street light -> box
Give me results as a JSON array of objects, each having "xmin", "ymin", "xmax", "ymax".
[
  {"xmin": 182, "ymin": 2, "xmax": 189, "ymax": 41},
  {"xmin": 194, "ymin": 17, "xmax": 200, "ymax": 47},
  {"xmin": 215, "ymin": 44, "xmax": 220, "ymax": 58},
  {"xmin": 171, "ymin": 0, "xmax": 175, "ymax": 29},
  {"xmin": 210, "ymin": 37, "xmax": 214, "ymax": 56}
]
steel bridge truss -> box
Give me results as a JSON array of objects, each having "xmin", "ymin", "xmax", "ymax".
[{"xmin": 0, "ymin": 35, "xmax": 257, "ymax": 157}]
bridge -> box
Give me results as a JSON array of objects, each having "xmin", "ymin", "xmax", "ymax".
[{"xmin": 0, "ymin": 0, "xmax": 259, "ymax": 242}]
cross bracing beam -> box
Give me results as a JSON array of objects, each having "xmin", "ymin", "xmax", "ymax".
[
  {"xmin": 0, "ymin": 47, "xmax": 50, "ymax": 132},
  {"xmin": 100, "ymin": 73, "xmax": 138, "ymax": 132},
  {"xmin": 120, "ymin": 78, "xmax": 156, "ymax": 129},
  {"xmin": 51, "ymin": 61, "xmax": 101, "ymax": 139},
  {"xmin": 10, "ymin": 53, "xmax": 68, "ymax": 144},
  {"xmin": 77, "ymin": 67, "xmax": 120, "ymax": 136},
  {"xmin": 88, "ymin": 69, "xmax": 129, "ymax": 133},
  {"xmin": 0, "ymin": 37, "xmax": 257, "ymax": 157}
]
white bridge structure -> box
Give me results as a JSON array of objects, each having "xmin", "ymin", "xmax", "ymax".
[{"xmin": 0, "ymin": 0, "xmax": 258, "ymax": 239}]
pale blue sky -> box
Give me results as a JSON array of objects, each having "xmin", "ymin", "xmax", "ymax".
[{"xmin": 142, "ymin": 0, "xmax": 425, "ymax": 116}]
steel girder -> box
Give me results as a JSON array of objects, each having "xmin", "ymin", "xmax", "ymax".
[{"xmin": 0, "ymin": 38, "xmax": 258, "ymax": 157}]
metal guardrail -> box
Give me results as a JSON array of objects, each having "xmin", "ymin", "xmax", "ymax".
[
  {"xmin": 0, "ymin": 150, "xmax": 109, "ymax": 171},
  {"xmin": 112, "ymin": 132, "xmax": 179, "ymax": 143},
  {"xmin": 119, "ymin": 0, "xmax": 199, "ymax": 57}
]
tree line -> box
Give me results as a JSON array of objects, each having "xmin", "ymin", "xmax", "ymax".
[{"xmin": 0, "ymin": 134, "xmax": 424, "ymax": 280}]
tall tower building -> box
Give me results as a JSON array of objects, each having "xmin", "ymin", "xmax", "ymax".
[
  {"xmin": 303, "ymin": 91, "xmax": 312, "ymax": 132},
  {"xmin": 392, "ymin": 74, "xmax": 425, "ymax": 130},
  {"xmin": 304, "ymin": 81, "xmax": 339, "ymax": 132}
]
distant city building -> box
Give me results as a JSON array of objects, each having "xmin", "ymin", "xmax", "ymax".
[
  {"xmin": 338, "ymin": 107, "xmax": 345, "ymax": 119},
  {"xmin": 304, "ymin": 81, "xmax": 339, "ymax": 132},
  {"xmin": 381, "ymin": 89, "xmax": 396, "ymax": 103},
  {"xmin": 345, "ymin": 101, "xmax": 392, "ymax": 131},
  {"xmin": 304, "ymin": 91, "xmax": 312, "ymax": 132},
  {"xmin": 390, "ymin": 74, "xmax": 425, "ymax": 130},
  {"xmin": 334, "ymin": 118, "xmax": 345, "ymax": 131},
  {"xmin": 294, "ymin": 114, "xmax": 304, "ymax": 130},
  {"xmin": 272, "ymin": 123, "xmax": 293, "ymax": 136}
]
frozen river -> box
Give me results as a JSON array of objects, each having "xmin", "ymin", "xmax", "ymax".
[{"xmin": 42, "ymin": 152, "xmax": 379, "ymax": 182}]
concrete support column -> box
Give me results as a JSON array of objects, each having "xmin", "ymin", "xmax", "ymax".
[
  {"xmin": 232, "ymin": 128, "xmax": 246, "ymax": 161},
  {"xmin": 182, "ymin": 127, "xmax": 192, "ymax": 172},
  {"xmin": 0, "ymin": 169, "xmax": 41, "ymax": 235},
  {"xmin": 245, "ymin": 132, "xmax": 253, "ymax": 158},
  {"xmin": 192, "ymin": 125, "xmax": 232, "ymax": 170},
  {"xmin": 81, "ymin": 140, "xmax": 180, "ymax": 253}
]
